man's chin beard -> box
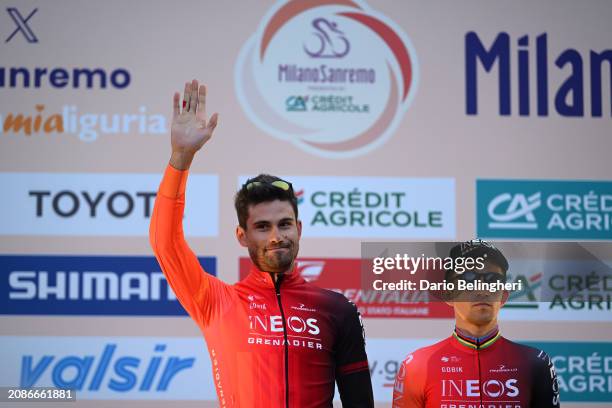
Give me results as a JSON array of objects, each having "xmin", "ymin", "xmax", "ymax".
[
  {"xmin": 251, "ymin": 252, "xmax": 294, "ymax": 273},
  {"xmin": 247, "ymin": 242, "xmax": 300, "ymax": 272}
]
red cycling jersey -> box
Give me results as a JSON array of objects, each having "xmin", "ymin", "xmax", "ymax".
[
  {"xmin": 392, "ymin": 327, "xmax": 560, "ymax": 408},
  {"xmin": 150, "ymin": 165, "xmax": 373, "ymax": 407}
]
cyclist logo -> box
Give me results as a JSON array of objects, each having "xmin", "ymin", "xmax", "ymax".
[{"xmin": 304, "ymin": 18, "xmax": 350, "ymax": 58}]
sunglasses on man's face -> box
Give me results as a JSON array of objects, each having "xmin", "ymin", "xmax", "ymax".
[
  {"xmin": 244, "ymin": 180, "xmax": 293, "ymax": 191},
  {"xmin": 453, "ymin": 271, "xmax": 506, "ymax": 285}
]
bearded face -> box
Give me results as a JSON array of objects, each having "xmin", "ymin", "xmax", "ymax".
[{"xmin": 237, "ymin": 200, "xmax": 301, "ymax": 274}]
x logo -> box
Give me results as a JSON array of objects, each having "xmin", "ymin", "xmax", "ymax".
[{"xmin": 6, "ymin": 8, "xmax": 38, "ymax": 43}]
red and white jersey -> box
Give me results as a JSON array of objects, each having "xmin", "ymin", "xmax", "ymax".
[{"xmin": 393, "ymin": 328, "xmax": 561, "ymax": 408}]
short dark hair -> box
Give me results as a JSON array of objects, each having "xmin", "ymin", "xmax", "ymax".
[{"xmin": 234, "ymin": 174, "xmax": 298, "ymax": 229}]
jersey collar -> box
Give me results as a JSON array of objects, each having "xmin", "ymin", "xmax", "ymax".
[
  {"xmin": 246, "ymin": 263, "xmax": 304, "ymax": 288},
  {"xmin": 452, "ymin": 325, "xmax": 501, "ymax": 350}
]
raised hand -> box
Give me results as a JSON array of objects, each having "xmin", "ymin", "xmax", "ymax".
[{"xmin": 170, "ymin": 79, "xmax": 219, "ymax": 170}]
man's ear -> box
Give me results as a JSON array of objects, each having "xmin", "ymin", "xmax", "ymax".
[
  {"xmin": 297, "ymin": 219, "xmax": 302, "ymax": 239},
  {"xmin": 236, "ymin": 225, "xmax": 248, "ymax": 247}
]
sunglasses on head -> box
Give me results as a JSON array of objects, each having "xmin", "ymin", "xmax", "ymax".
[{"xmin": 244, "ymin": 179, "xmax": 293, "ymax": 192}]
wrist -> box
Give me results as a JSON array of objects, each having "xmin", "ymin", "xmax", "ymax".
[{"xmin": 169, "ymin": 150, "xmax": 196, "ymax": 170}]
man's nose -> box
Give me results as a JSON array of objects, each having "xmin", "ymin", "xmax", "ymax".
[
  {"xmin": 268, "ymin": 226, "xmax": 282, "ymax": 242},
  {"xmin": 474, "ymin": 290, "xmax": 492, "ymax": 300}
]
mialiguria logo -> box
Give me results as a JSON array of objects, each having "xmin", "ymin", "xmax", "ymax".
[{"xmin": 235, "ymin": 0, "xmax": 418, "ymax": 158}]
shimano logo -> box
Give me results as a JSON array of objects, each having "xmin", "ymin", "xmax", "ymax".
[
  {"xmin": 21, "ymin": 343, "xmax": 194, "ymax": 391},
  {"xmin": 8, "ymin": 271, "xmax": 177, "ymax": 301},
  {"xmin": 487, "ymin": 192, "xmax": 541, "ymax": 229},
  {"xmin": 490, "ymin": 364, "xmax": 519, "ymax": 373},
  {"xmin": 0, "ymin": 66, "xmax": 131, "ymax": 89},
  {"xmin": 290, "ymin": 303, "xmax": 317, "ymax": 312},
  {"xmin": 440, "ymin": 356, "xmax": 461, "ymax": 363}
]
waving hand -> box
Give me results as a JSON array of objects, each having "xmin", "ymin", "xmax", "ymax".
[{"xmin": 170, "ymin": 79, "xmax": 219, "ymax": 169}]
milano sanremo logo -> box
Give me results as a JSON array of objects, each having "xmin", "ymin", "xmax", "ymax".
[
  {"xmin": 477, "ymin": 180, "xmax": 612, "ymax": 240},
  {"xmin": 235, "ymin": 0, "xmax": 418, "ymax": 158}
]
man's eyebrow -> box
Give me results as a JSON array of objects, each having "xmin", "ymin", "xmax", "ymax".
[{"xmin": 251, "ymin": 217, "xmax": 295, "ymax": 225}]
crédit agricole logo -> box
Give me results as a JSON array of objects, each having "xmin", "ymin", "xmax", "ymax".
[{"xmin": 235, "ymin": 0, "xmax": 418, "ymax": 158}]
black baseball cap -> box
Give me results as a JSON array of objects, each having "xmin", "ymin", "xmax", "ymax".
[{"xmin": 448, "ymin": 239, "xmax": 509, "ymax": 273}]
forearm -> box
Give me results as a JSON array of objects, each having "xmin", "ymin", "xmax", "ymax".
[
  {"xmin": 337, "ymin": 371, "xmax": 374, "ymax": 408},
  {"xmin": 335, "ymin": 301, "xmax": 373, "ymax": 406},
  {"xmin": 531, "ymin": 353, "xmax": 561, "ymax": 408},
  {"xmin": 149, "ymin": 163, "xmax": 235, "ymax": 327},
  {"xmin": 149, "ymin": 165, "xmax": 205, "ymax": 320}
]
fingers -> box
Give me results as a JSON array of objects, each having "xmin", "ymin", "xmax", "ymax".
[
  {"xmin": 172, "ymin": 92, "xmax": 180, "ymax": 119},
  {"xmin": 196, "ymin": 84, "xmax": 207, "ymax": 122},
  {"xmin": 207, "ymin": 112, "xmax": 219, "ymax": 133},
  {"xmin": 189, "ymin": 79, "xmax": 198, "ymax": 113},
  {"xmin": 180, "ymin": 80, "xmax": 208, "ymax": 120},
  {"xmin": 182, "ymin": 82, "xmax": 190, "ymax": 113}
]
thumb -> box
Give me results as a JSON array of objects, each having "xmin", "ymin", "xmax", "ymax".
[{"xmin": 207, "ymin": 113, "xmax": 219, "ymax": 132}]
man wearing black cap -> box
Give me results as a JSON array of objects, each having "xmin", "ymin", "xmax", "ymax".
[{"xmin": 392, "ymin": 239, "xmax": 561, "ymax": 408}]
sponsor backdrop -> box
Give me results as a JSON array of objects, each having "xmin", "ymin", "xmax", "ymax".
[{"xmin": 1, "ymin": 0, "xmax": 610, "ymax": 406}]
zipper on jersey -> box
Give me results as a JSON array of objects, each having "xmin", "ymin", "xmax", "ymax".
[
  {"xmin": 274, "ymin": 276, "xmax": 290, "ymax": 408},
  {"xmin": 476, "ymin": 340, "xmax": 483, "ymax": 408}
]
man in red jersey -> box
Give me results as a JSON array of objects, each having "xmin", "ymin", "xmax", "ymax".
[
  {"xmin": 392, "ymin": 240, "xmax": 560, "ymax": 408},
  {"xmin": 150, "ymin": 79, "xmax": 374, "ymax": 407}
]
